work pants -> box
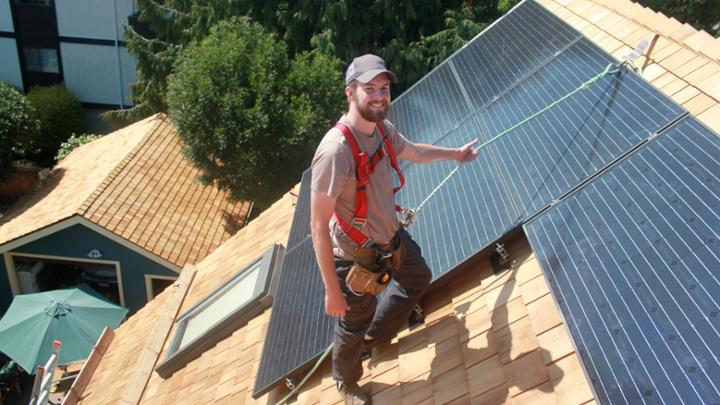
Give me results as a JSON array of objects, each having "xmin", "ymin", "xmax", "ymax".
[{"xmin": 332, "ymin": 228, "xmax": 432, "ymax": 383}]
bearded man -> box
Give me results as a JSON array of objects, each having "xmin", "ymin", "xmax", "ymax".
[{"xmin": 310, "ymin": 54, "xmax": 478, "ymax": 405}]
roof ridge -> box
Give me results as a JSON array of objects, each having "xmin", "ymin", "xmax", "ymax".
[{"xmin": 77, "ymin": 114, "xmax": 166, "ymax": 216}]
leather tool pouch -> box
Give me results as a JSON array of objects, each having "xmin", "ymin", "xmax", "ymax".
[
  {"xmin": 346, "ymin": 263, "xmax": 390, "ymax": 296},
  {"xmin": 345, "ymin": 232, "xmax": 406, "ymax": 296}
]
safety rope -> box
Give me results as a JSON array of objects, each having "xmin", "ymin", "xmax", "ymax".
[
  {"xmin": 274, "ymin": 61, "xmax": 624, "ymax": 405},
  {"xmin": 274, "ymin": 344, "xmax": 333, "ymax": 405},
  {"xmin": 409, "ymin": 62, "xmax": 624, "ymax": 222}
]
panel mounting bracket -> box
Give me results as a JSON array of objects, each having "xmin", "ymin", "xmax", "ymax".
[
  {"xmin": 491, "ymin": 243, "xmax": 512, "ymax": 274},
  {"xmin": 408, "ymin": 304, "xmax": 425, "ymax": 329}
]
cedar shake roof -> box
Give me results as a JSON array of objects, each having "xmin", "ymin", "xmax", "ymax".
[
  {"xmin": 69, "ymin": 1, "xmax": 717, "ymax": 404},
  {"xmin": 0, "ymin": 114, "xmax": 251, "ymax": 268},
  {"xmin": 75, "ymin": 189, "xmax": 298, "ymax": 405},
  {"xmin": 539, "ymin": 0, "xmax": 720, "ymax": 133}
]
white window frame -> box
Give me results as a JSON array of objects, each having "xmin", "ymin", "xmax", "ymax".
[
  {"xmin": 155, "ymin": 244, "xmax": 284, "ymax": 378},
  {"xmin": 144, "ymin": 274, "xmax": 177, "ymax": 301}
]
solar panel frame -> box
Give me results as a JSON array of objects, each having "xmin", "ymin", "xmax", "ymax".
[{"xmin": 285, "ymin": 169, "xmax": 312, "ymax": 252}]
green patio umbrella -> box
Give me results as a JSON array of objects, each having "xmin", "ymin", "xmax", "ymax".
[{"xmin": 0, "ymin": 284, "xmax": 128, "ymax": 373}]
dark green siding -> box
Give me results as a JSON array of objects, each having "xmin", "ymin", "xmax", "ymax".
[{"xmin": 0, "ymin": 223, "xmax": 178, "ymax": 315}]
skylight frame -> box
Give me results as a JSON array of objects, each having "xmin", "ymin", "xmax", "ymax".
[{"xmin": 156, "ymin": 244, "xmax": 284, "ymax": 378}]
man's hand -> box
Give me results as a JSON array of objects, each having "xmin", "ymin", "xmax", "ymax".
[
  {"xmin": 325, "ymin": 289, "xmax": 350, "ymax": 317},
  {"xmin": 455, "ymin": 139, "xmax": 479, "ymax": 162}
]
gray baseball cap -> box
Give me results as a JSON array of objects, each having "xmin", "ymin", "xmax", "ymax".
[{"xmin": 345, "ymin": 54, "xmax": 398, "ymax": 85}]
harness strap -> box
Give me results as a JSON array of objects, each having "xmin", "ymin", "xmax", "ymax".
[
  {"xmin": 378, "ymin": 124, "xmax": 405, "ymax": 193},
  {"xmin": 333, "ymin": 122, "xmax": 405, "ymax": 247}
]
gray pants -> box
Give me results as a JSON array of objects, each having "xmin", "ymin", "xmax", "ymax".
[{"xmin": 332, "ymin": 228, "xmax": 432, "ymax": 383}]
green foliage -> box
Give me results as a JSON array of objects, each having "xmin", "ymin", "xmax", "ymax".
[
  {"xmin": 119, "ymin": 0, "xmax": 510, "ymax": 125},
  {"xmin": 636, "ymin": 0, "xmax": 719, "ymax": 37},
  {"xmin": 497, "ymin": 0, "xmax": 521, "ymax": 13},
  {"xmin": 383, "ymin": 7, "xmax": 489, "ymax": 91},
  {"xmin": 106, "ymin": 0, "xmax": 254, "ymax": 127},
  {"xmin": 24, "ymin": 84, "xmax": 84, "ymax": 167},
  {"xmin": 275, "ymin": 0, "xmax": 498, "ymax": 93},
  {"xmin": 167, "ymin": 18, "xmax": 344, "ymax": 207},
  {"xmin": 55, "ymin": 133, "xmax": 102, "ymax": 162},
  {"xmin": 0, "ymin": 82, "xmax": 38, "ymax": 180}
]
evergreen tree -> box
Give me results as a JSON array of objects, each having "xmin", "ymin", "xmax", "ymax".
[{"xmin": 166, "ymin": 18, "xmax": 345, "ymax": 208}]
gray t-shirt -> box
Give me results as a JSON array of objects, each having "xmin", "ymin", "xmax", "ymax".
[{"xmin": 311, "ymin": 116, "xmax": 408, "ymax": 259}]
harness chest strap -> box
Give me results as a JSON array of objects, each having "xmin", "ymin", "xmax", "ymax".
[{"xmin": 333, "ymin": 122, "xmax": 405, "ymax": 247}]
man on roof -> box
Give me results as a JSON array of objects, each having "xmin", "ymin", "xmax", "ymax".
[{"xmin": 311, "ymin": 54, "xmax": 478, "ymax": 405}]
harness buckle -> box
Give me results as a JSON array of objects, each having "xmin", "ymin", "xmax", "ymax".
[
  {"xmin": 399, "ymin": 208, "xmax": 416, "ymax": 229},
  {"xmin": 351, "ymin": 217, "xmax": 367, "ymax": 230}
]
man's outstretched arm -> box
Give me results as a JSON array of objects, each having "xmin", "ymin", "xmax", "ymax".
[
  {"xmin": 310, "ymin": 189, "xmax": 349, "ymax": 318},
  {"xmin": 398, "ymin": 139, "xmax": 479, "ymax": 164}
]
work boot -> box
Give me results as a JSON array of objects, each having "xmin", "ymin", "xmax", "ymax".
[{"xmin": 337, "ymin": 381, "xmax": 372, "ymax": 405}]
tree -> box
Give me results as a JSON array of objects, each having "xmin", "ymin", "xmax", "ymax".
[
  {"xmin": 274, "ymin": 0, "xmax": 498, "ymax": 92},
  {"xmin": 166, "ymin": 18, "xmax": 344, "ymax": 208},
  {"xmin": 23, "ymin": 84, "xmax": 84, "ymax": 167},
  {"xmin": 112, "ymin": 0, "xmax": 511, "ymax": 126},
  {"xmin": 0, "ymin": 82, "xmax": 38, "ymax": 180}
]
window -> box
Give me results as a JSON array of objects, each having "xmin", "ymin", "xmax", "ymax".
[
  {"xmin": 145, "ymin": 275, "xmax": 177, "ymax": 301},
  {"xmin": 22, "ymin": 47, "xmax": 59, "ymax": 73},
  {"xmin": 155, "ymin": 244, "xmax": 284, "ymax": 378}
]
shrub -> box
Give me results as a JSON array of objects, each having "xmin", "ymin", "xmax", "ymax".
[
  {"xmin": 167, "ymin": 18, "xmax": 344, "ymax": 209},
  {"xmin": 24, "ymin": 84, "xmax": 84, "ymax": 166},
  {"xmin": 55, "ymin": 133, "xmax": 102, "ymax": 161},
  {"xmin": 0, "ymin": 82, "xmax": 38, "ymax": 180}
]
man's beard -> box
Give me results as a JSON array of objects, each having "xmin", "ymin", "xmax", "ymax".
[{"xmin": 358, "ymin": 102, "xmax": 389, "ymax": 123}]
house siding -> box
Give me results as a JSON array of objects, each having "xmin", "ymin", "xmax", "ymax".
[{"xmin": 0, "ymin": 223, "xmax": 178, "ymax": 315}]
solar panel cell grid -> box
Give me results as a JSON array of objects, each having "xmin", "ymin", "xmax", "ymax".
[
  {"xmin": 396, "ymin": 119, "xmax": 519, "ymax": 277},
  {"xmin": 477, "ymin": 37, "xmax": 684, "ymax": 218},
  {"xmin": 389, "ymin": 62, "xmax": 472, "ymax": 146},
  {"xmin": 451, "ymin": 0, "xmax": 581, "ymax": 111},
  {"xmin": 525, "ymin": 117, "xmax": 720, "ymax": 405},
  {"xmin": 253, "ymin": 236, "xmax": 331, "ymax": 396}
]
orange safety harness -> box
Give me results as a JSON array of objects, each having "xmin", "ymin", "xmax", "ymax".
[{"xmin": 333, "ymin": 122, "xmax": 405, "ymax": 247}]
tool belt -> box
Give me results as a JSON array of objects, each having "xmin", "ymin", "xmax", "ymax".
[{"xmin": 346, "ymin": 234, "xmax": 406, "ymax": 296}]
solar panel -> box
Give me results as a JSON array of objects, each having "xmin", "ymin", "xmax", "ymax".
[
  {"xmin": 524, "ymin": 116, "xmax": 720, "ymax": 404},
  {"xmin": 451, "ymin": 0, "xmax": 581, "ymax": 112},
  {"xmin": 253, "ymin": 236, "xmax": 332, "ymax": 397}
]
